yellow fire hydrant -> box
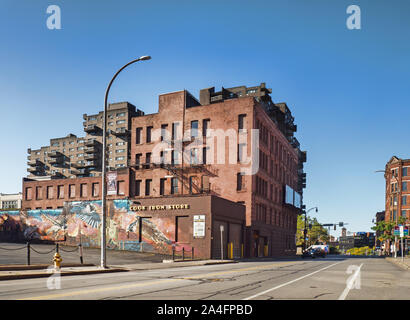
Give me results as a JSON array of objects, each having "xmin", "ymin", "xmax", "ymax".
[{"xmin": 53, "ymin": 252, "xmax": 62, "ymax": 270}]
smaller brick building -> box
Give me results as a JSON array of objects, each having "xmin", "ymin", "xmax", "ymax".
[{"xmin": 22, "ymin": 168, "xmax": 131, "ymax": 210}]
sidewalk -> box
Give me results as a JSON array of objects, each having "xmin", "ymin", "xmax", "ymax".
[{"xmin": 385, "ymin": 256, "xmax": 410, "ymax": 270}]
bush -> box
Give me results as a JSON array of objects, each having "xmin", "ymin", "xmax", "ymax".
[{"xmin": 346, "ymin": 246, "xmax": 374, "ymax": 256}]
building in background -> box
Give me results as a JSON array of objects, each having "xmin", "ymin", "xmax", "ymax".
[
  {"xmin": 339, "ymin": 232, "xmax": 375, "ymax": 252},
  {"xmin": 0, "ymin": 193, "xmax": 22, "ymax": 210},
  {"xmin": 20, "ymin": 83, "xmax": 306, "ymax": 257},
  {"xmin": 26, "ymin": 103, "xmax": 144, "ymax": 179}
]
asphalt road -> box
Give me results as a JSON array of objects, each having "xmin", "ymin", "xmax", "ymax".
[{"xmin": 0, "ymin": 256, "xmax": 409, "ymax": 300}]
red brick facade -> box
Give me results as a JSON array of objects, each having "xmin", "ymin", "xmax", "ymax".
[
  {"xmin": 22, "ymin": 168, "xmax": 131, "ymax": 210},
  {"xmin": 385, "ymin": 156, "xmax": 410, "ymax": 223},
  {"xmin": 21, "ymin": 89, "xmax": 303, "ymax": 257}
]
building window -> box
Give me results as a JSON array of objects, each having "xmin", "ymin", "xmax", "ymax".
[
  {"xmin": 203, "ymin": 119, "xmax": 210, "ymax": 137},
  {"xmin": 116, "ymin": 120, "xmax": 126, "ymax": 125},
  {"xmin": 238, "ymin": 114, "xmax": 246, "ymax": 131},
  {"xmin": 171, "ymin": 150, "xmax": 179, "ymax": 165},
  {"xmin": 57, "ymin": 185, "xmax": 64, "ymax": 199},
  {"xmin": 116, "ymin": 112, "xmax": 125, "ymax": 117},
  {"xmin": 146, "ymin": 126, "xmax": 153, "ymax": 143},
  {"xmin": 36, "ymin": 186, "xmax": 42, "ymax": 200},
  {"xmin": 80, "ymin": 183, "xmax": 87, "ymax": 197},
  {"xmin": 191, "ymin": 120, "xmax": 198, "ymax": 138},
  {"xmin": 403, "ymin": 167, "xmax": 408, "ymax": 177},
  {"xmin": 25, "ymin": 187, "xmax": 33, "ymax": 200},
  {"xmin": 402, "ymin": 182, "xmax": 407, "ymax": 192},
  {"xmin": 116, "ymin": 142, "xmax": 125, "ymax": 146},
  {"xmin": 161, "ymin": 124, "xmax": 168, "ymax": 141},
  {"xmin": 160, "ymin": 178, "xmax": 166, "ymax": 196},
  {"xmin": 171, "ymin": 178, "xmax": 178, "ymax": 194},
  {"xmin": 92, "ymin": 183, "xmax": 99, "ymax": 197},
  {"xmin": 145, "ymin": 153, "xmax": 151, "ymax": 169},
  {"xmin": 403, "ymin": 196, "xmax": 407, "ymax": 205},
  {"xmin": 172, "ymin": 122, "xmax": 180, "ymax": 141},
  {"xmin": 117, "ymin": 180, "xmax": 125, "ymax": 196},
  {"xmin": 145, "ymin": 179, "xmax": 152, "ymax": 196},
  {"xmin": 116, "ymin": 149, "xmax": 125, "ymax": 153},
  {"xmin": 402, "ymin": 210, "xmax": 407, "ymax": 218},
  {"xmin": 135, "ymin": 180, "xmax": 141, "ymax": 197},
  {"xmin": 69, "ymin": 184, "xmax": 75, "ymax": 198},
  {"xmin": 190, "ymin": 148, "xmax": 198, "ymax": 165},
  {"xmin": 237, "ymin": 173, "xmax": 243, "ymax": 191},
  {"xmin": 238, "ymin": 143, "xmax": 246, "ymax": 162},
  {"xmin": 136, "ymin": 127, "xmax": 142, "ymax": 144},
  {"xmin": 135, "ymin": 153, "xmax": 142, "ymax": 169},
  {"xmin": 189, "ymin": 176, "xmax": 194, "ymax": 194}
]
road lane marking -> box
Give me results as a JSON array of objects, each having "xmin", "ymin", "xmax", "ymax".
[
  {"xmin": 181, "ymin": 261, "xmax": 303, "ymax": 280},
  {"xmin": 243, "ymin": 261, "xmax": 343, "ymax": 300},
  {"xmin": 18, "ymin": 260, "xmax": 304, "ymax": 300},
  {"xmin": 19, "ymin": 278, "xmax": 182, "ymax": 300},
  {"xmin": 338, "ymin": 263, "xmax": 363, "ymax": 300}
]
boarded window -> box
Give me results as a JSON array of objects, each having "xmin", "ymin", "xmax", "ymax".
[
  {"xmin": 57, "ymin": 185, "xmax": 64, "ymax": 199},
  {"xmin": 25, "ymin": 187, "xmax": 32, "ymax": 200},
  {"xmin": 36, "ymin": 186, "xmax": 42, "ymax": 200},
  {"xmin": 46, "ymin": 186, "xmax": 53, "ymax": 199},
  {"xmin": 80, "ymin": 183, "xmax": 87, "ymax": 197},
  {"xmin": 92, "ymin": 183, "xmax": 99, "ymax": 197},
  {"xmin": 69, "ymin": 184, "xmax": 75, "ymax": 198},
  {"xmin": 117, "ymin": 180, "xmax": 125, "ymax": 195}
]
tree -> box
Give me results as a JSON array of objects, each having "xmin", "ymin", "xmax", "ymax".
[
  {"xmin": 296, "ymin": 214, "xmax": 330, "ymax": 247},
  {"xmin": 371, "ymin": 216, "xmax": 407, "ymax": 252}
]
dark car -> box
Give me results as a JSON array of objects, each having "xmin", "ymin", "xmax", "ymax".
[{"xmin": 302, "ymin": 248, "xmax": 317, "ymax": 258}]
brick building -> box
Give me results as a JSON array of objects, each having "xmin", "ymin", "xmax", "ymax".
[
  {"xmin": 27, "ymin": 103, "xmax": 143, "ymax": 179},
  {"xmin": 21, "ymin": 83, "xmax": 306, "ymax": 257},
  {"xmin": 385, "ymin": 156, "xmax": 410, "ymax": 223}
]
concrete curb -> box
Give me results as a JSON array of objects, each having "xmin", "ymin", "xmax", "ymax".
[
  {"xmin": 385, "ymin": 257, "xmax": 410, "ymax": 271},
  {"xmin": 0, "ymin": 267, "xmax": 127, "ymax": 281},
  {"xmin": 0, "ymin": 264, "xmax": 94, "ymax": 271},
  {"xmin": 112, "ymin": 260, "xmax": 237, "ymax": 271}
]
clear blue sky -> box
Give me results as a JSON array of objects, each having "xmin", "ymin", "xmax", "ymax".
[{"xmin": 1, "ymin": 0, "xmax": 409, "ymax": 237}]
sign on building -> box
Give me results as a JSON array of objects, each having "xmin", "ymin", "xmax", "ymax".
[
  {"xmin": 193, "ymin": 215, "xmax": 206, "ymax": 238},
  {"xmin": 107, "ymin": 172, "xmax": 117, "ymax": 195}
]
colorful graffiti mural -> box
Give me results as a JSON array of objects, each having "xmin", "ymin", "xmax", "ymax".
[
  {"xmin": 64, "ymin": 200, "xmax": 173, "ymax": 253},
  {"xmin": 0, "ymin": 209, "xmax": 65, "ymax": 242},
  {"xmin": 0, "ymin": 200, "xmax": 186, "ymax": 255}
]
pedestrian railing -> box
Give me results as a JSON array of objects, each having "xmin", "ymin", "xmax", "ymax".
[{"xmin": 0, "ymin": 242, "xmax": 85, "ymax": 266}]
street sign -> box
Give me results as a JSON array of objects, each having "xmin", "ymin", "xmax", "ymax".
[{"xmin": 394, "ymin": 225, "xmax": 409, "ymax": 237}]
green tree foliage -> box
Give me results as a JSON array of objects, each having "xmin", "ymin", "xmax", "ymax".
[
  {"xmin": 371, "ymin": 216, "xmax": 406, "ymax": 242},
  {"xmin": 296, "ymin": 214, "xmax": 330, "ymax": 247}
]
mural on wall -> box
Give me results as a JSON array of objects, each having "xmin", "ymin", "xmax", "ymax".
[
  {"xmin": 0, "ymin": 199, "xmax": 197, "ymax": 256},
  {"xmin": 64, "ymin": 200, "xmax": 174, "ymax": 254},
  {"xmin": 0, "ymin": 209, "xmax": 65, "ymax": 242}
]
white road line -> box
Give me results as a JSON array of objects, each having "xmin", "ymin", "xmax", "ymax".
[
  {"xmin": 243, "ymin": 261, "xmax": 343, "ymax": 300},
  {"xmin": 338, "ymin": 263, "xmax": 363, "ymax": 300}
]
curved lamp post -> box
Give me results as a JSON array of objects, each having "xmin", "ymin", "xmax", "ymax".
[{"xmin": 101, "ymin": 56, "xmax": 151, "ymax": 268}]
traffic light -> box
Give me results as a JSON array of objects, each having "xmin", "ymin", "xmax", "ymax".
[
  {"xmin": 339, "ymin": 222, "xmax": 344, "ymax": 227},
  {"xmin": 334, "ymin": 225, "xmax": 336, "ymax": 230}
]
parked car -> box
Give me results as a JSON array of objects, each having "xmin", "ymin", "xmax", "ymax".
[{"xmin": 302, "ymin": 246, "xmax": 327, "ymax": 258}]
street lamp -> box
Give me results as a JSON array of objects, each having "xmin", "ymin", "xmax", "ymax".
[
  {"xmin": 303, "ymin": 207, "xmax": 318, "ymax": 251},
  {"xmin": 101, "ymin": 55, "xmax": 151, "ymax": 269}
]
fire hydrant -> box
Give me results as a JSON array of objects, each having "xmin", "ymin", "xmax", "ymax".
[{"xmin": 53, "ymin": 252, "xmax": 62, "ymax": 270}]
